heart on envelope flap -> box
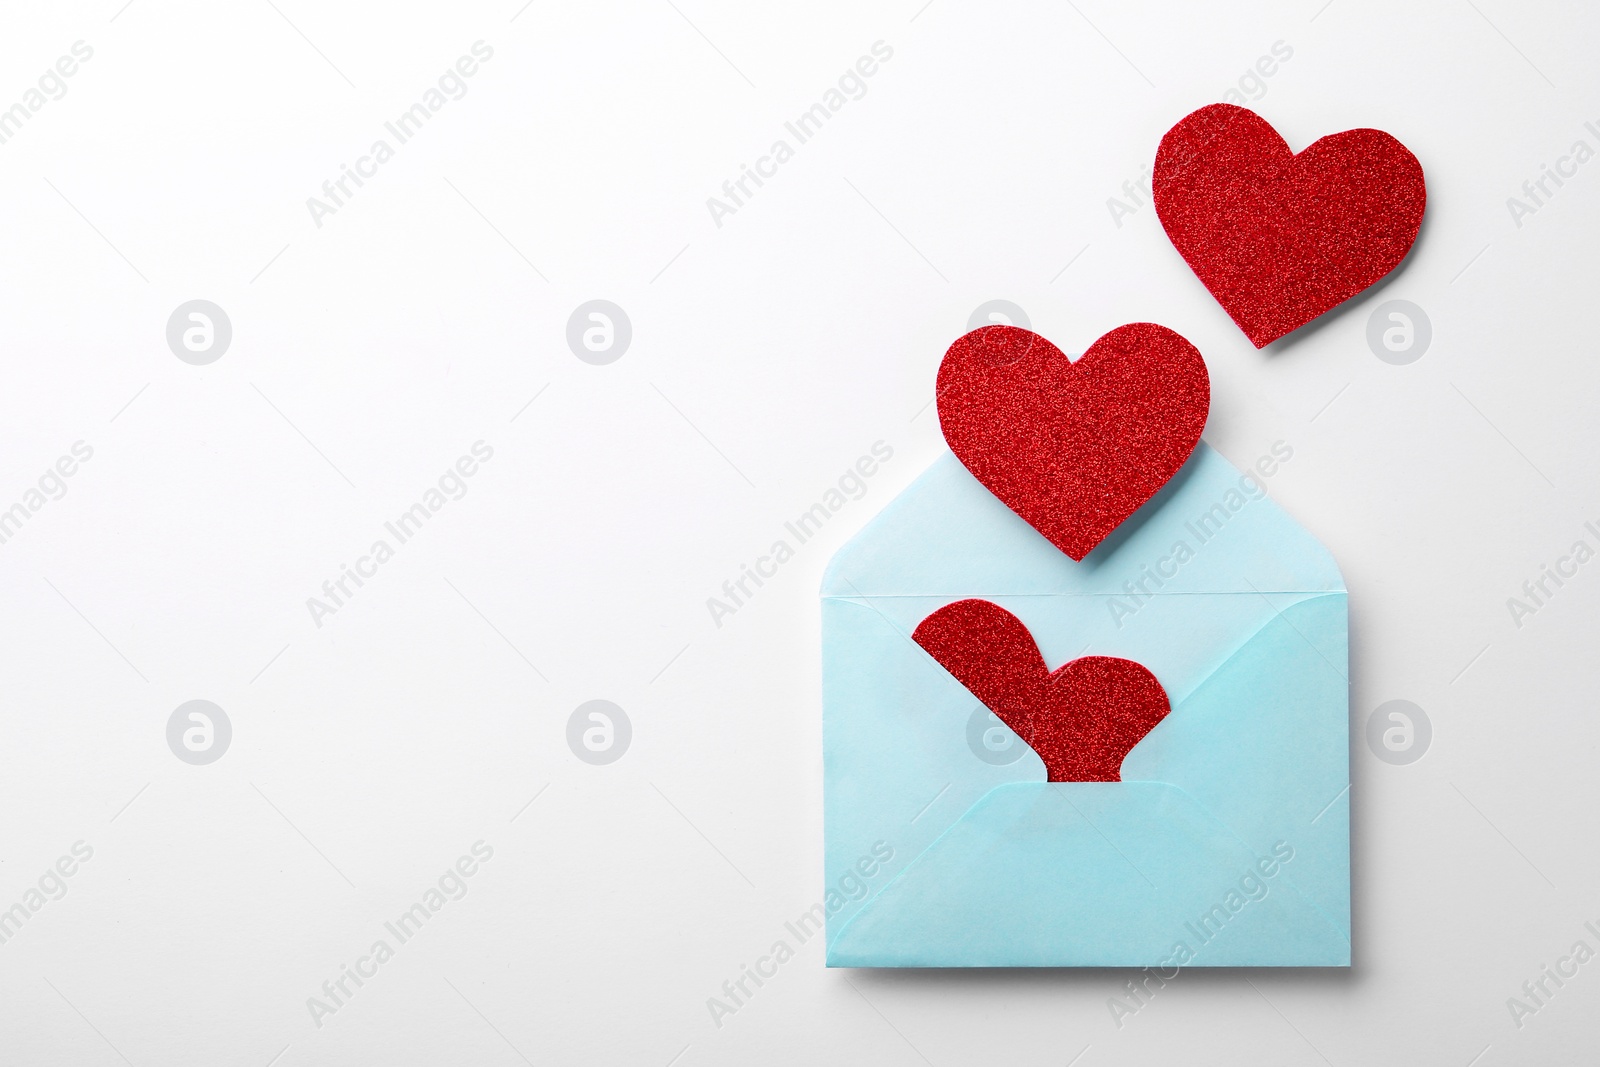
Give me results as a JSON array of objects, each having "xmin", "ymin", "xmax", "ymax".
[
  {"xmin": 935, "ymin": 323, "xmax": 1209, "ymax": 561},
  {"xmin": 1153, "ymin": 103, "xmax": 1426, "ymax": 348},
  {"xmin": 913, "ymin": 598, "xmax": 1170, "ymax": 782}
]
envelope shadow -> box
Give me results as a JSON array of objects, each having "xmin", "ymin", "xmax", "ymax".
[{"xmin": 837, "ymin": 961, "xmax": 1362, "ymax": 991}]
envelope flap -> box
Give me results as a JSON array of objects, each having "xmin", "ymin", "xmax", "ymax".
[
  {"xmin": 1123, "ymin": 592, "xmax": 1351, "ymax": 939},
  {"xmin": 821, "ymin": 444, "xmax": 1342, "ymax": 598}
]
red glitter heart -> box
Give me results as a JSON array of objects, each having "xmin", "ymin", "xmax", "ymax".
[
  {"xmin": 913, "ymin": 599, "xmax": 1169, "ymax": 782},
  {"xmin": 1153, "ymin": 103, "xmax": 1426, "ymax": 348},
  {"xmin": 936, "ymin": 323, "xmax": 1208, "ymax": 561}
]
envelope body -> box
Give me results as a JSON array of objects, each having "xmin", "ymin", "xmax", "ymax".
[{"xmin": 821, "ymin": 443, "xmax": 1350, "ymax": 967}]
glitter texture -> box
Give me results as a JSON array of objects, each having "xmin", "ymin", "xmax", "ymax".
[
  {"xmin": 936, "ymin": 323, "xmax": 1209, "ymax": 562},
  {"xmin": 1153, "ymin": 103, "xmax": 1426, "ymax": 348},
  {"xmin": 912, "ymin": 598, "xmax": 1170, "ymax": 782}
]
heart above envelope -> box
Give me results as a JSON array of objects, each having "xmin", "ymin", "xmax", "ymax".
[
  {"xmin": 936, "ymin": 323, "xmax": 1209, "ymax": 561},
  {"xmin": 1154, "ymin": 103, "xmax": 1426, "ymax": 347},
  {"xmin": 913, "ymin": 598, "xmax": 1169, "ymax": 782}
]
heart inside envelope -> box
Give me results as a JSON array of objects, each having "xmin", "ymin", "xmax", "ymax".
[{"xmin": 913, "ymin": 598, "xmax": 1170, "ymax": 782}]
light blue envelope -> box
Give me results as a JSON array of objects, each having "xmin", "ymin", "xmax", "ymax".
[{"xmin": 821, "ymin": 443, "xmax": 1350, "ymax": 967}]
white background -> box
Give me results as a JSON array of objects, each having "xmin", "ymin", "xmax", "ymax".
[{"xmin": 0, "ymin": 0, "xmax": 1596, "ymax": 1064}]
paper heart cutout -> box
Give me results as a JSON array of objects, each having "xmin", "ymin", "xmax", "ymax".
[
  {"xmin": 913, "ymin": 599, "xmax": 1169, "ymax": 782},
  {"xmin": 1153, "ymin": 103, "xmax": 1426, "ymax": 348},
  {"xmin": 936, "ymin": 324, "xmax": 1209, "ymax": 561}
]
